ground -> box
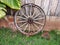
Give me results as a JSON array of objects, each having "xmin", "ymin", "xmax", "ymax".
[
  {"xmin": 0, "ymin": 28, "xmax": 60, "ymax": 45},
  {"xmin": 0, "ymin": 16, "xmax": 60, "ymax": 45}
]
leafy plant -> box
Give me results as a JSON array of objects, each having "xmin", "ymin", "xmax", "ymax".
[
  {"xmin": 0, "ymin": 2, "xmax": 6, "ymax": 18},
  {"xmin": 0, "ymin": 0, "xmax": 21, "ymax": 19}
]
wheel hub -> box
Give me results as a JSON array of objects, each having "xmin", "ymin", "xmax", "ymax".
[{"xmin": 27, "ymin": 18, "xmax": 33, "ymax": 24}]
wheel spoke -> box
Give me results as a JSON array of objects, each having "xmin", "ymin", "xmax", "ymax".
[
  {"xmin": 20, "ymin": 23, "xmax": 26, "ymax": 27},
  {"xmin": 20, "ymin": 9, "xmax": 27, "ymax": 18},
  {"xmin": 29, "ymin": 5, "xmax": 33, "ymax": 16},
  {"xmin": 32, "ymin": 10, "xmax": 36, "ymax": 17},
  {"xmin": 17, "ymin": 21, "xmax": 26, "ymax": 23},
  {"xmin": 24, "ymin": 24, "xmax": 28, "ymax": 31},
  {"xmin": 33, "ymin": 23, "xmax": 39, "ymax": 30},
  {"xmin": 34, "ymin": 17, "xmax": 45, "ymax": 20},
  {"xmin": 32, "ymin": 8, "xmax": 39, "ymax": 17},
  {"xmin": 31, "ymin": 24, "xmax": 35, "ymax": 31},
  {"xmin": 28, "ymin": 24, "xmax": 30, "ymax": 32},
  {"xmin": 17, "ymin": 16, "xmax": 26, "ymax": 20},
  {"xmin": 33, "ymin": 13, "xmax": 41, "ymax": 19},
  {"xmin": 19, "ymin": 16, "xmax": 26, "ymax": 19},
  {"xmin": 24, "ymin": 6, "xmax": 30, "ymax": 17},
  {"xmin": 32, "ymin": 11, "xmax": 36, "ymax": 17},
  {"xmin": 34, "ymin": 21, "xmax": 44, "ymax": 26}
]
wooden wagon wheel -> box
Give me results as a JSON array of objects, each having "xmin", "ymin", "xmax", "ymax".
[{"xmin": 14, "ymin": 3, "xmax": 46, "ymax": 35}]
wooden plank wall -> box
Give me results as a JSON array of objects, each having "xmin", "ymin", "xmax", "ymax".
[
  {"xmin": 21, "ymin": 0, "xmax": 35, "ymax": 5},
  {"xmin": 35, "ymin": 0, "xmax": 58, "ymax": 16},
  {"xmin": 55, "ymin": 0, "xmax": 60, "ymax": 17},
  {"xmin": 21, "ymin": 0, "xmax": 60, "ymax": 16}
]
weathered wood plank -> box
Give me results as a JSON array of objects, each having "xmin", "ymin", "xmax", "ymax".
[
  {"xmin": 21, "ymin": 0, "xmax": 60, "ymax": 16},
  {"xmin": 49, "ymin": 0, "xmax": 58, "ymax": 16},
  {"xmin": 35, "ymin": 0, "xmax": 58, "ymax": 16},
  {"xmin": 55, "ymin": 0, "xmax": 60, "ymax": 16},
  {"xmin": 21, "ymin": 0, "xmax": 35, "ymax": 5}
]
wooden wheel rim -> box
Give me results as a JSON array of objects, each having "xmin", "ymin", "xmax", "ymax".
[{"xmin": 14, "ymin": 3, "xmax": 46, "ymax": 35}]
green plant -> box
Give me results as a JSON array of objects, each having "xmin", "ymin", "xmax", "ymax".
[
  {"xmin": 0, "ymin": 2, "xmax": 6, "ymax": 18},
  {"xmin": 0, "ymin": 28, "xmax": 60, "ymax": 45},
  {"xmin": 0, "ymin": 0, "xmax": 21, "ymax": 18}
]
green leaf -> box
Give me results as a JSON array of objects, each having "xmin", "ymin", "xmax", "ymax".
[
  {"xmin": 0, "ymin": 3, "xmax": 6, "ymax": 8},
  {"xmin": 0, "ymin": 10, "xmax": 6, "ymax": 19},
  {"xmin": 0, "ymin": 0, "xmax": 21, "ymax": 10},
  {"xmin": 0, "ymin": 3, "xmax": 6, "ymax": 19},
  {"xmin": 0, "ymin": 3, "xmax": 6, "ymax": 12},
  {"xmin": 0, "ymin": 0, "xmax": 21, "ymax": 19},
  {"xmin": 0, "ymin": 7, "xmax": 7, "ymax": 12}
]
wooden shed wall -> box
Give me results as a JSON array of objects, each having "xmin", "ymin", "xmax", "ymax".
[
  {"xmin": 35, "ymin": 0, "xmax": 59, "ymax": 16},
  {"xmin": 21, "ymin": 0, "xmax": 60, "ymax": 16}
]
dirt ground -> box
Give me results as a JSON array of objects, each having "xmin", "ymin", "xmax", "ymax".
[{"xmin": 0, "ymin": 16, "xmax": 60, "ymax": 31}]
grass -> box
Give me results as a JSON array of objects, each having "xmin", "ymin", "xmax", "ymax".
[{"xmin": 0, "ymin": 28, "xmax": 60, "ymax": 45}]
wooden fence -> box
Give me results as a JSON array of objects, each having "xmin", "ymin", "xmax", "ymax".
[{"xmin": 21, "ymin": 0, "xmax": 60, "ymax": 16}]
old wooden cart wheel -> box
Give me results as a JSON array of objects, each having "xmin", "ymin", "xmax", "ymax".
[{"xmin": 14, "ymin": 3, "xmax": 46, "ymax": 35}]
